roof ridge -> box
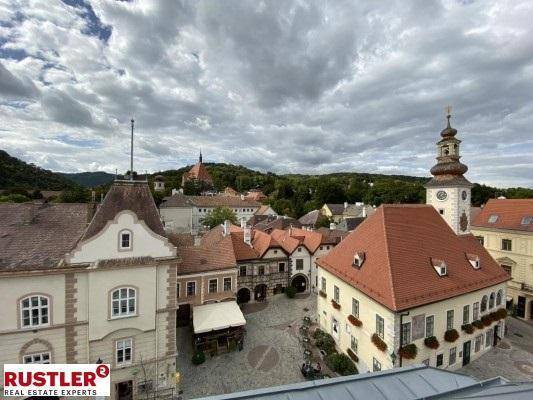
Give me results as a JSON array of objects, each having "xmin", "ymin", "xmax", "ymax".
[{"xmin": 380, "ymin": 206, "xmax": 398, "ymax": 310}]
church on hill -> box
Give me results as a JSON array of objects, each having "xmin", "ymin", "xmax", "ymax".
[{"xmin": 181, "ymin": 151, "xmax": 214, "ymax": 187}]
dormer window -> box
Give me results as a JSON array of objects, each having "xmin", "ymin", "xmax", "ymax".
[
  {"xmin": 353, "ymin": 252, "xmax": 365, "ymax": 268},
  {"xmin": 119, "ymin": 230, "xmax": 132, "ymax": 250},
  {"xmin": 488, "ymin": 214, "xmax": 499, "ymax": 224},
  {"xmin": 466, "ymin": 254, "xmax": 481, "ymax": 269},
  {"xmin": 521, "ymin": 216, "xmax": 532, "ymax": 225},
  {"xmin": 431, "ymin": 258, "xmax": 447, "ymax": 276}
]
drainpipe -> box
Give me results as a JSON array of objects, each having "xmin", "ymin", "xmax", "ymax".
[{"xmin": 398, "ymin": 311, "xmax": 410, "ymax": 367}]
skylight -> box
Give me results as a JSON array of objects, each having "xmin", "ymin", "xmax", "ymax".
[
  {"xmin": 521, "ymin": 216, "xmax": 532, "ymax": 225},
  {"xmin": 488, "ymin": 215, "xmax": 499, "ymax": 223}
]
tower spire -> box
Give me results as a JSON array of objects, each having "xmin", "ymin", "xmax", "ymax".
[
  {"xmin": 199, "ymin": 149, "xmax": 202, "ymax": 163},
  {"xmin": 130, "ymin": 118, "xmax": 134, "ymax": 181}
]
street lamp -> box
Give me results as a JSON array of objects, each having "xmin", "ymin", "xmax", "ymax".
[{"xmin": 390, "ymin": 351, "xmax": 397, "ymax": 366}]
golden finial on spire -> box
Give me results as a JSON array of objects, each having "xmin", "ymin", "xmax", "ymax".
[{"xmin": 445, "ymin": 105, "xmax": 452, "ymax": 116}]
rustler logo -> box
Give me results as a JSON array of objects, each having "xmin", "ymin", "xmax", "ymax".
[{"xmin": 3, "ymin": 364, "xmax": 110, "ymax": 397}]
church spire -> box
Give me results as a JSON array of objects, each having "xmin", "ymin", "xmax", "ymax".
[{"xmin": 199, "ymin": 149, "xmax": 202, "ymax": 163}]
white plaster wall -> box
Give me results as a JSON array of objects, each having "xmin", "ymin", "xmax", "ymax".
[
  {"xmin": 427, "ymin": 186, "xmax": 471, "ymax": 235},
  {"xmin": 68, "ymin": 211, "xmax": 175, "ymax": 264},
  {"xmin": 290, "ymin": 246, "xmax": 312, "ymax": 290},
  {"xmin": 160, "ymin": 207, "xmax": 192, "ymax": 232}
]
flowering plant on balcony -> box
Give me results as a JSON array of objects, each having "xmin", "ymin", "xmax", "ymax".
[
  {"xmin": 481, "ymin": 314, "xmax": 493, "ymax": 326},
  {"xmin": 461, "ymin": 324, "xmax": 475, "ymax": 334},
  {"xmin": 371, "ymin": 333, "xmax": 387, "ymax": 352},
  {"xmin": 399, "ymin": 343, "xmax": 418, "ymax": 360},
  {"xmin": 444, "ymin": 329, "xmax": 459, "ymax": 342},
  {"xmin": 494, "ymin": 308, "xmax": 508, "ymax": 320},
  {"xmin": 472, "ymin": 319, "xmax": 484, "ymax": 329},
  {"xmin": 347, "ymin": 348, "xmax": 359, "ymax": 362},
  {"xmin": 347, "ymin": 314, "xmax": 362, "ymax": 327},
  {"xmin": 318, "ymin": 290, "xmax": 327, "ymax": 298},
  {"xmin": 424, "ymin": 336, "xmax": 439, "ymax": 349},
  {"xmin": 331, "ymin": 299, "xmax": 341, "ymax": 310}
]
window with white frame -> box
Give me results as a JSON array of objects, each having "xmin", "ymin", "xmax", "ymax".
[
  {"xmin": 187, "ymin": 281, "xmax": 196, "ymax": 296},
  {"xmin": 481, "ymin": 295, "xmax": 488, "ymax": 313},
  {"xmin": 425, "ymin": 315, "xmax": 434, "ymax": 337},
  {"xmin": 119, "ymin": 230, "xmax": 132, "ymax": 250},
  {"xmin": 20, "ymin": 295, "xmax": 50, "ymax": 327},
  {"xmin": 295, "ymin": 259, "xmax": 304, "ymax": 270},
  {"xmin": 278, "ymin": 262, "xmax": 285, "ymax": 273},
  {"xmin": 475, "ymin": 335, "xmax": 482, "ymax": 352},
  {"xmin": 239, "ymin": 265, "xmax": 247, "ymax": 277},
  {"xmin": 463, "ymin": 305, "xmax": 470, "ymax": 325},
  {"xmin": 352, "ymin": 298, "xmax": 359, "ymax": 318},
  {"xmin": 489, "ymin": 292, "xmax": 495, "ymax": 309},
  {"xmin": 111, "ymin": 287, "xmax": 136, "ymax": 318},
  {"xmin": 351, "ymin": 335, "xmax": 358, "ymax": 353},
  {"xmin": 321, "ymin": 277, "xmax": 326, "ymax": 292},
  {"xmin": 501, "ymin": 239, "xmax": 512, "ymax": 251},
  {"xmin": 446, "ymin": 310, "xmax": 454, "ymax": 330},
  {"xmin": 208, "ymin": 279, "xmax": 218, "ymax": 293},
  {"xmin": 333, "ymin": 285, "xmax": 340, "ymax": 303},
  {"xmin": 496, "ymin": 290, "xmax": 502, "ymax": 306},
  {"xmin": 176, "ymin": 282, "xmax": 181, "ymax": 298},
  {"xmin": 473, "ymin": 302, "xmax": 480, "ymax": 320},
  {"xmin": 485, "ymin": 328, "xmax": 492, "ymax": 347},
  {"xmin": 23, "ymin": 352, "xmax": 50, "ymax": 364},
  {"xmin": 449, "ymin": 347, "xmax": 456, "ymax": 365},
  {"xmin": 436, "ymin": 353, "xmax": 443, "ymax": 367},
  {"xmin": 116, "ymin": 338, "xmax": 132, "ymax": 365},
  {"xmin": 223, "ymin": 277, "xmax": 232, "ymax": 292},
  {"xmin": 376, "ymin": 314, "xmax": 384, "ymax": 339}
]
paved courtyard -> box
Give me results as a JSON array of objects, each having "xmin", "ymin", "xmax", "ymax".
[
  {"xmin": 460, "ymin": 317, "xmax": 533, "ymax": 381},
  {"xmin": 176, "ymin": 294, "xmax": 316, "ymax": 399}
]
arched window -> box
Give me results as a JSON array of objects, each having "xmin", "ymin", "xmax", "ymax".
[
  {"xmin": 111, "ymin": 287, "xmax": 136, "ymax": 318},
  {"xmin": 496, "ymin": 290, "xmax": 503, "ymax": 306},
  {"xmin": 118, "ymin": 229, "xmax": 132, "ymax": 250},
  {"xmin": 481, "ymin": 295, "xmax": 488, "ymax": 313},
  {"xmin": 489, "ymin": 292, "xmax": 495, "ymax": 309},
  {"xmin": 20, "ymin": 295, "xmax": 50, "ymax": 327}
]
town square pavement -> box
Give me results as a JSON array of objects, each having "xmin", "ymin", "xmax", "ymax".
[{"xmin": 176, "ymin": 294, "xmax": 315, "ymax": 399}]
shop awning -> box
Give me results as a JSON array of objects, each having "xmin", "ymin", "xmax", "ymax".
[{"xmin": 193, "ymin": 301, "xmax": 246, "ymax": 334}]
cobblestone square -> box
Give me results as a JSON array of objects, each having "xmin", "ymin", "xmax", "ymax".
[
  {"xmin": 176, "ymin": 294, "xmax": 316, "ymax": 399},
  {"xmin": 459, "ymin": 317, "xmax": 533, "ymax": 381}
]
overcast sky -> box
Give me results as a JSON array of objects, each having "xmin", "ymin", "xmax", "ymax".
[{"xmin": 1, "ymin": 0, "xmax": 532, "ymax": 187}]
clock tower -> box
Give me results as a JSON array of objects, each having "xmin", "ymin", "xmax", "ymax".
[{"xmin": 426, "ymin": 108, "xmax": 472, "ymax": 235}]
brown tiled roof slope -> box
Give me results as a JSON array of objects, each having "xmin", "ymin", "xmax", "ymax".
[
  {"xmin": 271, "ymin": 228, "xmax": 322, "ymax": 254},
  {"xmin": 160, "ymin": 194, "xmax": 260, "ymax": 208},
  {"xmin": 82, "ymin": 181, "xmax": 165, "ymax": 241},
  {"xmin": 182, "ymin": 162, "xmax": 213, "ymax": 184},
  {"xmin": 316, "ymin": 228, "xmax": 349, "ymax": 245},
  {"xmin": 317, "ymin": 204, "xmax": 510, "ymax": 312},
  {"xmin": 0, "ymin": 203, "xmax": 91, "ymax": 271},
  {"xmin": 325, "ymin": 203, "xmax": 346, "ymax": 215},
  {"xmin": 299, "ymin": 209, "xmax": 321, "ymax": 226},
  {"xmin": 255, "ymin": 216, "xmax": 301, "ymax": 232},
  {"xmin": 472, "ymin": 199, "xmax": 533, "ymax": 232},
  {"xmin": 178, "ymin": 246, "xmax": 236, "ymax": 274}
]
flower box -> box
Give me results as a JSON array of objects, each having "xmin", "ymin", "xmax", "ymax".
[
  {"xmin": 461, "ymin": 324, "xmax": 475, "ymax": 334},
  {"xmin": 472, "ymin": 320, "xmax": 484, "ymax": 329},
  {"xmin": 331, "ymin": 299, "xmax": 341, "ymax": 310},
  {"xmin": 424, "ymin": 336, "xmax": 439, "ymax": 349},
  {"xmin": 347, "ymin": 348, "xmax": 359, "ymax": 362},
  {"xmin": 319, "ymin": 290, "xmax": 327, "ymax": 298},
  {"xmin": 399, "ymin": 343, "xmax": 418, "ymax": 360},
  {"xmin": 371, "ymin": 333, "xmax": 387, "ymax": 352},
  {"xmin": 347, "ymin": 314, "xmax": 362, "ymax": 327},
  {"xmin": 481, "ymin": 314, "xmax": 493, "ymax": 327},
  {"xmin": 444, "ymin": 329, "xmax": 459, "ymax": 343},
  {"xmin": 495, "ymin": 308, "xmax": 507, "ymax": 320}
]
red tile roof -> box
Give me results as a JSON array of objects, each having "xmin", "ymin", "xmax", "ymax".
[
  {"xmin": 472, "ymin": 199, "xmax": 533, "ymax": 232},
  {"xmin": 178, "ymin": 246, "xmax": 236, "ymax": 274},
  {"xmin": 270, "ymin": 228, "xmax": 322, "ymax": 254},
  {"xmin": 317, "ymin": 204, "xmax": 509, "ymax": 312}
]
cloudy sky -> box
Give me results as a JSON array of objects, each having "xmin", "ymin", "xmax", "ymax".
[{"xmin": 1, "ymin": 0, "xmax": 532, "ymax": 187}]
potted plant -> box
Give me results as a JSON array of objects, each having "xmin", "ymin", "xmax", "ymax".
[
  {"xmin": 424, "ymin": 336, "xmax": 439, "ymax": 349},
  {"xmin": 461, "ymin": 323, "xmax": 474, "ymax": 334},
  {"xmin": 319, "ymin": 290, "xmax": 327, "ymax": 298},
  {"xmin": 285, "ymin": 286, "xmax": 297, "ymax": 298},
  {"xmin": 371, "ymin": 333, "xmax": 387, "ymax": 351},
  {"xmin": 347, "ymin": 348, "xmax": 359, "ymax": 362},
  {"xmin": 472, "ymin": 320, "xmax": 484, "ymax": 329},
  {"xmin": 495, "ymin": 308, "xmax": 508, "ymax": 320},
  {"xmin": 481, "ymin": 314, "xmax": 493, "ymax": 327},
  {"xmin": 331, "ymin": 299, "xmax": 341, "ymax": 310},
  {"xmin": 399, "ymin": 343, "xmax": 418, "ymax": 360},
  {"xmin": 347, "ymin": 314, "xmax": 362, "ymax": 327},
  {"xmin": 444, "ymin": 329, "xmax": 459, "ymax": 342},
  {"xmin": 191, "ymin": 351, "xmax": 206, "ymax": 365}
]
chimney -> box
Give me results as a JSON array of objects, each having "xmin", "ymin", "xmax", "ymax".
[
  {"xmin": 362, "ymin": 207, "xmax": 367, "ymax": 218},
  {"xmin": 240, "ymin": 219, "xmax": 246, "ymax": 228},
  {"xmin": 329, "ymin": 222, "xmax": 336, "ymax": 230},
  {"xmin": 223, "ymin": 220, "xmax": 231, "ymax": 236},
  {"xmin": 240, "ymin": 194, "xmax": 245, "ymax": 200},
  {"xmin": 344, "ymin": 201, "xmax": 348, "ymax": 210},
  {"xmin": 244, "ymin": 226, "xmax": 252, "ymax": 246}
]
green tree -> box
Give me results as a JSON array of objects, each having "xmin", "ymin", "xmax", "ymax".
[
  {"xmin": 315, "ymin": 214, "xmax": 332, "ymax": 228},
  {"xmin": 201, "ymin": 206, "xmax": 238, "ymax": 229},
  {"xmin": 183, "ymin": 179, "xmax": 213, "ymax": 195},
  {"xmin": 314, "ymin": 179, "xmax": 346, "ymax": 205},
  {"xmin": 0, "ymin": 194, "xmax": 30, "ymax": 203},
  {"xmin": 59, "ymin": 187, "xmax": 90, "ymax": 203}
]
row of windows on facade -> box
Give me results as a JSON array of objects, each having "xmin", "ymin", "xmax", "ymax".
[
  {"xmin": 177, "ymin": 277, "xmax": 233, "ymax": 298},
  {"xmin": 238, "ymin": 262, "xmax": 287, "ymax": 277},
  {"xmin": 476, "ymin": 236, "xmax": 513, "ymax": 252},
  {"xmin": 321, "ymin": 277, "xmax": 503, "ymax": 343},
  {"xmin": 197, "ymin": 208, "xmax": 255, "ymax": 213},
  {"xmin": 20, "ymin": 287, "xmax": 139, "ymax": 328}
]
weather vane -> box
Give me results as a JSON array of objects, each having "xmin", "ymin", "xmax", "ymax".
[{"xmin": 445, "ymin": 105, "xmax": 452, "ymax": 116}]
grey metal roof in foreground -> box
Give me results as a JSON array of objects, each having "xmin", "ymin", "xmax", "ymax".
[{"xmin": 194, "ymin": 365, "xmax": 480, "ymax": 400}]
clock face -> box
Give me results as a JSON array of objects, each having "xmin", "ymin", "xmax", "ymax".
[
  {"xmin": 436, "ymin": 190, "xmax": 448, "ymax": 201},
  {"xmin": 462, "ymin": 190, "xmax": 468, "ymax": 201}
]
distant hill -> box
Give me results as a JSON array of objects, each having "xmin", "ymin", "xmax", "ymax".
[
  {"xmin": 0, "ymin": 150, "xmax": 77, "ymax": 190},
  {"xmin": 60, "ymin": 171, "xmax": 115, "ymax": 187}
]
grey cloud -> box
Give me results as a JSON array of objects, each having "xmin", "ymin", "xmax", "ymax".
[
  {"xmin": 41, "ymin": 89, "xmax": 94, "ymax": 127},
  {"xmin": 0, "ymin": 62, "xmax": 40, "ymax": 99}
]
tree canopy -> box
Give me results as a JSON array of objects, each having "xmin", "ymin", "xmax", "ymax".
[{"xmin": 201, "ymin": 206, "xmax": 238, "ymax": 229}]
